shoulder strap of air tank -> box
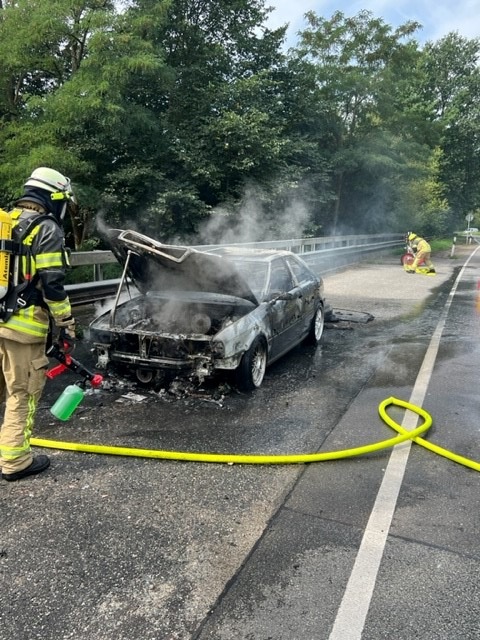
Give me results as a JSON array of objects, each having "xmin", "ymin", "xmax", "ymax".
[{"xmin": 14, "ymin": 213, "xmax": 51, "ymax": 246}]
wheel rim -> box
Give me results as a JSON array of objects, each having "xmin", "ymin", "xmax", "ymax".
[
  {"xmin": 251, "ymin": 343, "xmax": 267, "ymax": 387},
  {"xmin": 314, "ymin": 307, "xmax": 325, "ymax": 341}
]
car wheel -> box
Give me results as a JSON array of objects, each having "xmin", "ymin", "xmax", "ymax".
[
  {"xmin": 304, "ymin": 305, "xmax": 325, "ymax": 345},
  {"xmin": 235, "ymin": 336, "xmax": 267, "ymax": 391}
]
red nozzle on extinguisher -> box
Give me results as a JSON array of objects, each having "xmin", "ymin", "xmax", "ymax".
[
  {"xmin": 90, "ymin": 373, "xmax": 103, "ymax": 388},
  {"xmin": 46, "ymin": 341, "xmax": 103, "ymax": 389}
]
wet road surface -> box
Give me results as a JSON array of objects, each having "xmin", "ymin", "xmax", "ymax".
[{"xmin": 1, "ymin": 245, "xmax": 479, "ymax": 640}]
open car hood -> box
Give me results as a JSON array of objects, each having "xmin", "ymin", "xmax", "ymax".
[{"xmin": 106, "ymin": 229, "xmax": 259, "ymax": 305}]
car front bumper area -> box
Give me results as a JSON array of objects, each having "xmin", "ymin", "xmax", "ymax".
[{"xmin": 92, "ymin": 331, "xmax": 244, "ymax": 379}]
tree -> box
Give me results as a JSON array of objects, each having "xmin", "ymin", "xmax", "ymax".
[
  {"xmin": 133, "ymin": 0, "xmax": 291, "ymax": 239},
  {"xmin": 419, "ymin": 34, "xmax": 480, "ymax": 223},
  {"xmin": 403, "ymin": 147, "xmax": 451, "ymax": 236},
  {"xmin": 0, "ymin": 0, "xmax": 167, "ymax": 247},
  {"xmin": 292, "ymin": 10, "xmax": 428, "ymax": 233},
  {"xmin": 1, "ymin": 1, "xmax": 477, "ymax": 244}
]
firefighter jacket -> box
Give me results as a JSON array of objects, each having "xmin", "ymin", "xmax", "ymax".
[
  {"xmin": 411, "ymin": 237, "xmax": 431, "ymax": 253},
  {"xmin": 0, "ymin": 208, "xmax": 72, "ymax": 344}
]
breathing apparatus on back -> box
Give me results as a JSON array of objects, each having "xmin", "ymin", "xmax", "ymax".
[
  {"xmin": 0, "ymin": 167, "xmax": 75, "ymax": 321},
  {"xmin": 0, "ymin": 209, "xmax": 13, "ymax": 300}
]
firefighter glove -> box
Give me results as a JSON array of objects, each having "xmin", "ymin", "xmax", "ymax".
[
  {"xmin": 63, "ymin": 323, "xmax": 76, "ymax": 342},
  {"xmin": 57, "ymin": 316, "xmax": 76, "ymax": 344}
]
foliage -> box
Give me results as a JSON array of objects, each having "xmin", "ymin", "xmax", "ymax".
[
  {"xmin": 402, "ymin": 147, "xmax": 452, "ymax": 237},
  {"xmin": 0, "ymin": 1, "xmax": 479, "ymax": 246},
  {"xmin": 292, "ymin": 11, "xmax": 437, "ymax": 234},
  {"xmin": 419, "ymin": 34, "xmax": 480, "ymax": 226}
]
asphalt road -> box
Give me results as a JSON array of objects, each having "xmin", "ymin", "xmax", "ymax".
[{"xmin": 1, "ymin": 243, "xmax": 479, "ymax": 640}]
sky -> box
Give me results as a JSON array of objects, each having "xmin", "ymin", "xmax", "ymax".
[{"xmin": 265, "ymin": 0, "xmax": 480, "ymax": 47}]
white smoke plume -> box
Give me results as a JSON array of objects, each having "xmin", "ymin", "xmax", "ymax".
[{"xmin": 196, "ymin": 184, "xmax": 312, "ymax": 246}]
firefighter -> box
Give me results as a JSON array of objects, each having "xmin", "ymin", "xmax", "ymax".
[
  {"xmin": 405, "ymin": 233, "xmax": 435, "ymax": 274},
  {"xmin": 0, "ymin": 167, "xmax": 76, "ymax": 481}
]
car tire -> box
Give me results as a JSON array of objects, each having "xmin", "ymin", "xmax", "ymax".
[
  {"xmin": 304, "ymin": 305, "xmax": 325, "ymax": 345},
  {"xmin": 235, "ymin": 336, "xmax": 267, "ymax": 391}
]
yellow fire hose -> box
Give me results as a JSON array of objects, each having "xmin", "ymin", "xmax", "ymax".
[{"xmin": 31, "ymin": 396, "xmax": 479, "ymax": 471}]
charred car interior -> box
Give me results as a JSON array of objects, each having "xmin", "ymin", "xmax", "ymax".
[{"xmin": 89, "ymin": 229, "xmax": 327, "ymax": 390}]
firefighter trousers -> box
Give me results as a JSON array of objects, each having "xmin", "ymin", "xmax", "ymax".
[
  {"xmin": 412, "ymin": 249, "xmax": 433, "ymax": 270},
  {"xmin": 0, "ymin": 337, "xmax": 49, "ymax": 474}
]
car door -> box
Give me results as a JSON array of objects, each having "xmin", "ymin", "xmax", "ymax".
[
  {"xmin": 286, "ymin": 255, "xmax": 317, "ymax": 338},
  {"xmin": 267, "ymin": 258, "xmax": 303, "ymax": 359}
]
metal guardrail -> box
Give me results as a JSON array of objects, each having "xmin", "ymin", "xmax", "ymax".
[
  {"xmin": 195, "ymin": 233, "xmax": 402, "ymax": 254},
  {"xmin": 65, "ymin": 278, "xmax": 127, "ymax": 306},
  {"xmin": 67, "ymin": 233, "xmax": 404, "ymax": 305}
]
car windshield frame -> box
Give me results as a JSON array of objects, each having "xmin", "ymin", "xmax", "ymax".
[{"xmin": 224, "ymin": 258, "xmax": 270, "ymax": 301}]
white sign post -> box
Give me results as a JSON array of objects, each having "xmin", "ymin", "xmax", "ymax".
[{"xmin": 465, "ymin": 214, "xmax": 474, "ymax": 244}]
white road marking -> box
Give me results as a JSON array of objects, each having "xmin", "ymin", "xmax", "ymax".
[{"xmin": 328, "ymin": 247, "xmax": 480, "ymax": 640}]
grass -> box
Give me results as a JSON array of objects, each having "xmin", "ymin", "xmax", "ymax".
[{"xmin": 430, "ymin": 238, "xmax": 454, "ymax": 252}]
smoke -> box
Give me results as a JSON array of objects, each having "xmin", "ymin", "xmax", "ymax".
[
  {"xmin": 94, "ymin": 210, "xmax": 112, "ymax": 241},
  {"xmin": 95, "ymin": 209, "xmax": 142, "ymax": 242},
  {"xmin": 93, "ymin": 180, "xmax": 319, "ymax": 249},
  {"xmin": 196, "ymin": 183, "xmax": 313, "ymax": 246}
]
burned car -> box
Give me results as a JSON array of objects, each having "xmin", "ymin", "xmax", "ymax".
[{"xmin": 89, "ymin": 229, "xmax": 328, "ymax": 391}]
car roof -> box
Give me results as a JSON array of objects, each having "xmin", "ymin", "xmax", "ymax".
[{"xmin": 206, "ymin": 247, "xmax": 294, "ymax": 262}]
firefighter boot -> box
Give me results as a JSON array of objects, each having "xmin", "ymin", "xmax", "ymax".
[{"xmin": 2, "ymin": 455, "xmax": 50, "ymax": 481}]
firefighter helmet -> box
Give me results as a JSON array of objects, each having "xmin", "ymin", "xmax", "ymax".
[
  {"xmin": 408, "ymin": 233, "xmax": 417, "ymax": 241},
  {"xmin": 23, "ymin": 167, "xmax": 75, "ymax": 222},
  {"xmin": 25, "ymin": 167, "xmax": 74, "ymax": 199}
]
